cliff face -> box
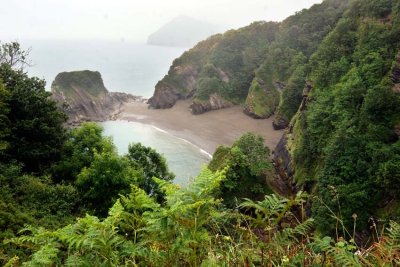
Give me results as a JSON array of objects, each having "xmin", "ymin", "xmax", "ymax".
[{"xmin": 51, "ymin": 70, "xmax": 139, "ymax": 123}]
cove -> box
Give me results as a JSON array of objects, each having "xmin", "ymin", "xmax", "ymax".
[{"xmin": 100, "ymin": 120, "xmax": 211, "ymax": 186}]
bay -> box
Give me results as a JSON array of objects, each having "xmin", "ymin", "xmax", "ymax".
[{"xmin": 101, "ymin": 120, "xmax": 211, "ymax": 186}]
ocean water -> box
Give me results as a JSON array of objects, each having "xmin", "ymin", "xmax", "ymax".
[
  {"xmin": 21, "ymin": 39, "xmax": 209, "ymax": 185},
  {"xmin": 101, "ymin": 120, "xmax": 211, "ymax": 186},
  {"xmin": 22, "ymin": 39, "xmax": 186, "ymax": 97}
]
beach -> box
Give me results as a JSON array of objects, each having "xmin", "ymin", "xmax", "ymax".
[{"xmin": 119, "ymin": 100, "xmax": 284, "ymax": 155}]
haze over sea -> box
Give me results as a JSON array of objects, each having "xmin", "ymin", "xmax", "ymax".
[
  {"xmin": 23, "ymin": 39, "xmax": 185, "ymax": 97},
  {"xmin": 23, "ymin": 39, "xmax": 210, "ymax": 185}
]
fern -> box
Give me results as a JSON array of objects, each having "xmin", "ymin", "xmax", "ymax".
[
  {"xmin": 360, "ymin": 221, "xmax": 400, "ymax": 266},
  {"xmin": 24, "ymin": 244, "xmax": 60, "ymax": 267},
  {"xmin": 4, "ymin": 256, "xmax": 19, "ymax": 267}
]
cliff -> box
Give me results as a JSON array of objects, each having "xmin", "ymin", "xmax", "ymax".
[{"xmin": 51, "ymin": 70, "xmax": 140, "ymax": 124}]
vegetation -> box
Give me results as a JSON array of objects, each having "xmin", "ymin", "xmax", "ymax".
[
  {"xmin": 209, "ymin": 133, "xmax": 273, "ymax": 208},
  {"xmin": 4, "ymin": 170, "xmax": 400, "ymax": 266},
  {"xmin": 52, "ymin": 70, "xmax": 108, "ymax": 98},
  {"xmin": 0, "ymin": 41, "xmax": 32, "ymax": 70},
  {"xmin": 2, "ymin": 0, "xmax": 400, "ymax": 265},
  {"xmin": 0, "ymin": 64, "xmax": 67, "ymax": 173},
  {"xmin": 289, "ymin": 0, "xmax": 400, "ymax": 236}
]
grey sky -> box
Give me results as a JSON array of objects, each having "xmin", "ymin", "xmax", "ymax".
[{"xmin": 1, "ymin": 0, "xmax": 322, "ymax": 42}]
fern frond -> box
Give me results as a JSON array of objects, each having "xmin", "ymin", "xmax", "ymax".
[{"xmin": 24, "ymin": 244, "xmax": 60, "ymax": 267}]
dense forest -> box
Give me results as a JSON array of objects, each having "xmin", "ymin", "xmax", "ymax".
[{"xmin": 1, "ymin": 0, "xmax": 400, "ymax": 266}]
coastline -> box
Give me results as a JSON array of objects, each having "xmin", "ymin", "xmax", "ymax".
[
  {"xmin": 118, "ymin": 100, "xmax": 284, "ymax": 155},
  {"xmin": 150, "ymin": 125, "xmax": 213, "ymax": 158}
]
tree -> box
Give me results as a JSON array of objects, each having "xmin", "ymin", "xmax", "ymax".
[
  {"xmin": 76, "ymin": 150, "xmax": 139, "ymax": 217},
  {"xmin": 0, "ymin": 41, "xmax": 32, "ymax": 70},
  {"xmin": 0, "ymin": 64, "xmax": 67, "ymax": 173},
  {"xmin": 126, "ymin": 143, "xmax": 174, "ymax": 202},
  {"xmin": 209, "ymin": 133, "xmax": 273, "ymax": 208},
  {"xmin": 52, "ymin": 122, "xmax": 115, "ymax": 183},
  {"xmin": 0, "ymin": 83, "xmax": 10, "ymax": 155}
]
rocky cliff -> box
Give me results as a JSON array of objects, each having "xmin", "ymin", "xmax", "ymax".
[{"xmin": 51, "ymin": 70, "xmax": 140, "ymax": 124}]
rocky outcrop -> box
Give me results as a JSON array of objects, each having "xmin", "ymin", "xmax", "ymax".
[
  {"xmin": 273, "ymin": 134, "xmax": 296, "ymax": 195},
  {"xmin": 272, "ymin": 118, "xmax": 290, "ymax": 130},
  {"xmin": 272, "ymin": 81, "xmax": 313, "ymax": 193},
  {"xmin": 51, "ymin": 70, "xmax": 142, "ymax": 124},
  {"xmin": 148, "ymin": 65, "xmax": 198, "ymax": 109},
  {"xmin": 190, "ymin": 94, "xmax": 234, "ymax": 115},
  {"xmin": 243, "ymin": 79, "xmax": 281, "ymax": 119},
  {"xmin": 147, "ymin": 82, "xmax": 186, "ymax": 109}
]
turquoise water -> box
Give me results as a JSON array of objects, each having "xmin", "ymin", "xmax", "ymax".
[{"xmin": 101, "ymin": 120, "xmax": 211, "ymax": 186}]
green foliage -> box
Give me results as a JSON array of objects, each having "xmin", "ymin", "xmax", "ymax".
[
  {"xmin": 0, "ymin": 83, "xmax": 10, "ymax": 154},
  {"xmin": 126, "ymin": 143, "xmax": 174, "ymax": 202},
  {"xmin": 6, "ymin": 164, "xmax": 400, "ymax": 266},
  {"xmin": 52, "ymin": 122, "xmax": 114, "ymax": 183},
  {"xmin": 3, "ymin": 1, "xmax": 400, "ymax": 265},
  {"xmin": 290, "ymin": 0, "xmax": 400, "ymax": 235},
  {"xmin": 244, "ymin": 78, "xmax": 280, "ymax": 118},
  {"xmin": 0, "ymin": 163, "xmax": 78, "ymax": 264},
  {"xmin": 76, "ymin": 150, "xmax": 139, "ymax": 217},
  {"xmin": 52, "ymin": 70, "xmax": 108, "ymax": 98},
  {"xmin": 377, "ymin": 156, "xmax": 400, "ymax": 198},
  {"xmin": 209, "ymin": 133, "xmax": 273, "ymax": 208},
  {"xmin": 274, "ymin": 65, "xmax": 306, "ymax": 124},
  {"xmin": 0, "ymin": 64, "xmax": 67, "ymax": 173}
]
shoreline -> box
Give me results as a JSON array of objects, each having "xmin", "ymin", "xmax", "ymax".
[
  {"xmin": 150, "ymin": 124, "xmax": 213, "ymax": 158},
  {"xmin": 117, "ymin": 100, "xmax": 284, "ymax": 155}
]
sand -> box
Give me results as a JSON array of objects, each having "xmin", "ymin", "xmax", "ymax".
[{"xmin": 119, "ymin": 100, "xmax": 284, "ymax": 155}]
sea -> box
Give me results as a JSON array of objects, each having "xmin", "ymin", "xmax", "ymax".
[{"xmin": 22, "ymin": 39, "xmax": 210, "ymax": 185}]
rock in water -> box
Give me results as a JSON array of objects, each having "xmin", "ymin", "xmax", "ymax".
[{"xmin": 51, "ymin": 70, "xmax": 139, "ymax": 124}]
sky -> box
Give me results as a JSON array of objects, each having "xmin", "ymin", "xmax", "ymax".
[{"xmin": 1, "ymin": 0, "xmax": 322, "ymax": 42}]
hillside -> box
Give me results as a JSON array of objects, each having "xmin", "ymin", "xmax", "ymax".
[
  {"xmin": 147, "ymin": 15, "xmax": 221, "ymax": 47},
  {"xmin": 275, "ymin": 0, "xmax": 400, "ymax": 234},
  {"xmin": 51, "ymin": 70, "xmax": 139, "ymax": 123},
  {"xmin": 148, "ymin": 0, "xmax": 349, "ymax": 118}
]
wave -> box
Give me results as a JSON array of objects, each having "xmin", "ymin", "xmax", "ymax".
[
  {"xmin": 150, "ymin": 125, "xmax": 212, "ymax": 159},
  {"xmin": 150, "ymin": 125, "xmax": 169, "ymax": 134}
]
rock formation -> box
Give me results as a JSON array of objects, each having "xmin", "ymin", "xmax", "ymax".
[
  {"xmin": 190, "ymin": 94, "xmax": 233, "ymax": 115},
  {"xmin": 51, "ymin": 70, "xmax": 141, "ymax": 124}
]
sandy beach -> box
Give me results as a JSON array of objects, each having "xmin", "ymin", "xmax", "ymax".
[{"xmin": 119, "ymin": 100, "xmax": 283, "ymax": 155}]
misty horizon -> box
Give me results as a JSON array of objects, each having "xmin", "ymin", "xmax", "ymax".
[{"xmin": 2, "ymin": 0, "xmax": 322, "ymax": 42}]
